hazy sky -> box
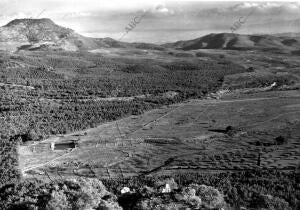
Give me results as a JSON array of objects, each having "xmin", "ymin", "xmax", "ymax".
[{"xmin": 1, "ymin": 0, "xmax": 300, "ymax": 43}]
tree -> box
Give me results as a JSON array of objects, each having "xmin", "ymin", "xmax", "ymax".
[{"xmin": 22, "ymin": 129, "xmax": 39, "ymax": 142}]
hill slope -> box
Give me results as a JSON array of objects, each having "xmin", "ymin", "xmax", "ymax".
[
  {"xmin": 163, "ymin": 33, "xmax": 300, "ymax": 53},
  {"xmin": 0, "ymin": 18, "xmax": 163, "ymax": 52}
]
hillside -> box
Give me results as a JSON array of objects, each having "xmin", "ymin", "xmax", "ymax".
[
  {"xmin": 163, "ymin": 33, "xmax": 300, "ymax": 53},
  {"xmin": 275, "ymin": 32, "xmax": 300, "ymax": 38},
  {"xmin": 0, "ymin": 18, "xmax": 163, "ymax": 52}
]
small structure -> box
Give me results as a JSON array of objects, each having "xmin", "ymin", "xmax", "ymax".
[
  {"xmin": 161, "ymin": 184, "xmax": 171, "ymax": 193},
  {"xmin": 121, "ymin": 187, "xmax": 131, "ymax": 194},
  {"xmin": 51, "ymin": 140, "xmax": 79, "ymax": 151},
  {"xmin": 50, "ymin": 142, "xmax": 55, "ymax": 150}
]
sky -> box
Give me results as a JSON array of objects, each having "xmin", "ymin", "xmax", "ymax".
[{"xmin": 0, "ymin": 0, "xmax": 300, "ymax": 43}]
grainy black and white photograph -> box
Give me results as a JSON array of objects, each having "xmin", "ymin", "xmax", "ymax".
[{"xmin": 0, "ymin": 0, "xmax": 299, "ymax": 209}]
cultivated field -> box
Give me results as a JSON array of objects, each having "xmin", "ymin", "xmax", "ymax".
[{"xmin": 20, "ymin": 89, "xmax": 300, "ymax": 180}]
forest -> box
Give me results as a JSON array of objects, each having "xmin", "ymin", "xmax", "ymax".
[{"xmin": 0, "ymin": 50, "xmax": 247, "ymax": 140}]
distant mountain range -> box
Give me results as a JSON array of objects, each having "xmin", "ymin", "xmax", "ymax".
[
  {"xmin": 163, "ymin": 33, "xmax": 300, "ymax": 53},
  {"xmin": 247, "ymin": 18, "xmax": 300, "ymax": 36},
  {"xmin": 0, "ymin": 18, "xmax": 299, "ymax": 54},
  {"xmin": 274, "ymin": 32, "xmax": 300, "ymax": 38}
]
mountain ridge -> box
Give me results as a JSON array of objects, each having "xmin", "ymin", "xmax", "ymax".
[
  {"xmin": 0, "ymin": 18, "xmax": 135, "ymax": 51},
  {"xmin": 4, "ymin": 18, "xmax": 57, "ymax": 28},
  {"xmin": 1, "ymin": 18, "xmax": 299, "ymax": 53},
  {"xmin": 162, "ymin": 33, "xmax": 300, "ymax": 53}
]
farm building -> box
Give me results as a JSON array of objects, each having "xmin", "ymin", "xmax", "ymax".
[
  {"xmin": 22, "ymin": 139, "xmax": 79, "ymax": 154},
  {"xmin": 51, "ymin": 140, "xmax": 79, "ymax": 150}
]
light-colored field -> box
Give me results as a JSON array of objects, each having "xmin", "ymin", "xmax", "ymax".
[{"xmin": 20, "ymin": 90, "xmax": 300, "ymax": 180}]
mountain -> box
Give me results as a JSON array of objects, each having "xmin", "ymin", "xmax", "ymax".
[
  {"xmin": 274, "ymin": 32, "xmax": 300, "ymax": 38},
  {"xmin": 0, "ymin": 18, "xmax": 163, "ymax": 52},
  {"xmin": 246, "ymin": 19, "xmax": 300, "ymax": 36},
  {"xmin": 162, "ymin": 33, "xmax": 300, "ymax": 53},
  {"xmin": 1, "ymin": 18, "xmax": 299, "ymax": 53}
]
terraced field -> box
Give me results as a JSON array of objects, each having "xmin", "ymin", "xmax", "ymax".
[{"xmin": 20, "ymin": 90, "xmax": 300, "ymax": 181}]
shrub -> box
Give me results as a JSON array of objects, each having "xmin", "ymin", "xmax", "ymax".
[
  {"xmin": 22, "ymin": 129, "xmax": 40, "ymax": 142},
  {"xmin": 46, "ymin": 190, "xmax": 69, "ymax": 209},
  {"xmin": 275, "ymin": 135, "xmax": 288, "ymax": 145},
  {"xmin": 250, "ymin": 194, "xmax": 291, "ymax": 210},
  {"xmin": 189, "ymin": 184, "xmax": 226, "ymax": 209},
  {"xmin": 175, "ymin": 187, "xmax": 202, "ymax": 209}
]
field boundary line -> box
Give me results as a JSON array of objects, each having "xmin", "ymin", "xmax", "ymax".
[{"xmin": 22, "ymin": 148, "xmax": 76, "ymax": 173}]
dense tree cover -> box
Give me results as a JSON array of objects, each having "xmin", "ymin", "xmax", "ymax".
[
  {"xmin": 1, "ymin": 51, "xmax": 246, "ymax": 97},
  {"xmin": 1, "ymin": 87, "xmax": 179, "ymax": 140},
  {"xmin": 0, "ymin": 178, "xmax": 122, "ymax": 210},
  {"xmin": 0, "ymin": 136, "xmax": 20, "ymax": 188},
  {"xmin": 0, "ymin": 170, "xmax": 297, "ymax": 209},
  {"xmin": 102, "ymin": 170, "xmax": 299, "ymax": 210},
  {"xmin": 0, "ymin": 50, "xmax": 247, "ymax": 141}
]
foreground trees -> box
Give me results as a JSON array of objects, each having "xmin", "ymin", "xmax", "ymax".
[{"xmin": 0, "ymin": 170, "xmax": 297, "ymax": 210}]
